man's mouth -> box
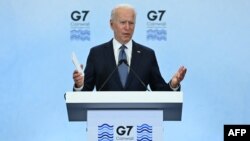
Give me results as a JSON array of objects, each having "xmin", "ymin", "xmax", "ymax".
[{"xmin": 123, "ymin": 33, "xmax": 130, "ymax": 36}]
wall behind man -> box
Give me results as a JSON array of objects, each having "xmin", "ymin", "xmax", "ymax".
[{"xmin": 0, "ymin": 0, "xmax": 249, "ymax": 141}]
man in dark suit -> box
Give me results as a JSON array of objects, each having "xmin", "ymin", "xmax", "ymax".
[{"xmin": 73, "ymin": 4, "xmax": 187, "ymax": 91}]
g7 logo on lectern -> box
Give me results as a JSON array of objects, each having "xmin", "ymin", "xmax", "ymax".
[
  {"xmin": 71, "ymin": 10, "xmax": 89, "ymax": 21},
  {"xmin": 116, "ymin": 126, "xmax": 133, "ymax": 136},
  {"xmin": 147, "ymin": 10, "xmax": 166, "ymax": 21}
]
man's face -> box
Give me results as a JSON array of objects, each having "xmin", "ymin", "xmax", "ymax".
[{"xmin": 110, "ymin": 8, "xmax": 135, "ymax": 44}]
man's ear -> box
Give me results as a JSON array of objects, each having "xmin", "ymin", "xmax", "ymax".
[{"xmin": 110, "ymin": 20, "xmax": 114, "ymax": 30}]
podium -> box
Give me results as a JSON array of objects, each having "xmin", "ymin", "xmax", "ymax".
[{"xmin": 65, "ymin": 91, "xmax": 183, "ymax": 141}]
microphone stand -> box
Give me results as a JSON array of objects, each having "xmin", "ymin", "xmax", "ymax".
[{"xmin": 123, "ymin": 60, "xmax": 151, "ymax": 91}]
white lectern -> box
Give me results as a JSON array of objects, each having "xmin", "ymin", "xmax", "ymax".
[{"xmin": 65, "ymin": 92, "xmax": 183, "ymax": 141}]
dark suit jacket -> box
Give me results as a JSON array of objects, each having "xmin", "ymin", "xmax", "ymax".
[{"xmin": 80, "ymin": 39, "xmax": 180, "ymax": 91}]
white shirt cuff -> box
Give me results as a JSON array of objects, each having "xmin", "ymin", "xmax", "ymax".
[
  {"xmin": 169, "ymin": 83, "xmax": 180, "ymax": 91},
  {"xmin": 73, "ymin": 85, "xmax": 83, "ymax": 91}
]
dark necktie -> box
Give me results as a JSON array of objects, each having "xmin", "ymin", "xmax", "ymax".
[{"xmin": 118, "ymin": 45, "xmax": 128, "ymax": 88}]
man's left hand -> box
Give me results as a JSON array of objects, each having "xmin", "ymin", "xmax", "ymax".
[{"xmin": 170, "ymin": 66, "xmax": 187, "ymax": 88}]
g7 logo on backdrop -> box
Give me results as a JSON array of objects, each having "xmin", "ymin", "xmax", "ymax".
[
  {"xmin": 116, "ymin": 126, "xmax": 133, "ymax": 136},
  {"xmin": 71, "ymin": 10, "xmax": 89, "ymax": 21},
  {"xmin": 147, "ymin": 10, "xmax": 166, "ymax": 21}
]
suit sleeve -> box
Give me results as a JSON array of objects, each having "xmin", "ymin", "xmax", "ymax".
[
  {"xmin": 81, "ymin": 48, "xmax": 96, "ymax": 91},
  {"xmin": 149, "ymin": 51, "xmax": 180, "ymax": 91}
]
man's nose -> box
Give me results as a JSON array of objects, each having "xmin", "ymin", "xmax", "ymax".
[{"xmin": 124, "ymin": 22, "xmax": 130, "ymax": 30}]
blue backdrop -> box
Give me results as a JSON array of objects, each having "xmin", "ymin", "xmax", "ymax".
[{"xmin": 1, "ymin": 0, "xmax": 250, "ymax": 141}]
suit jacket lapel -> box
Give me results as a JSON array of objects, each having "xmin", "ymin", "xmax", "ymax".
[
  {"xmin": 104, "ymin": 40, "xmax": 124, "ymax": 88},
  {"xmin": 104, "ymin": 40, "xmax": 116, "ymax": 68},
  {"xmin": 125, "ymin": 41, "xmax": 141, "ymax": 88}
]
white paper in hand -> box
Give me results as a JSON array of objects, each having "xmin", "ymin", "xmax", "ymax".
[{"xmin": 72, "ymin": 52, "xmax": 84, "ymax": 76}]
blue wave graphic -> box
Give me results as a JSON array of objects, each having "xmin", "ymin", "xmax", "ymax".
[
  {"xmin": 137, "ymin": 135, "xmax": 152, "ymax": 139},
  {"xmin": 98, "ymin": 138, "xmax": 113, "ymax": 141},
  {"xmin": 137, "ymin": 129, "xmax": 152, "ymax": 133},
  {"xmin": 98, "ymin": 132, "xmax": 113, "ymax": 137},
  {"xmin": 147, "ymin": 29, "xmax": 166, "ymax": 35},
  {"xmin": 98, "ymin": 128, "xmax": 113, "ymax": 133},
  {"xmin": 71, "ymin": 29, "xmax": 90, "ymax": 35},
  {"xmin": 70, "ymin": 29, "xmax": 90, "ymax": 41},
  {"xmin": 137, "ymin": 124, "xmax": 152, "ymax": 141},
  {"xmin": 147, "ymin": 35, "xmax": 166, "ymax": 41},
  {"xmin": 137, "ymin": 134, "xmax": 152, "ymax": 138},
  {"xmin": 98, "ymin": 124, "xmax": 114, "ymax": 128},
  {"xmin": 98, "ymin": 133, "xmax": 113, "ymax": 138},
  {"xmin": 137, "ymin": 124, "xmax": 152, "ymax": 131},
  {"xmin": 70, "ymin": 35, "xmax": 90, "ymax": 41},
  {"xmin": 146, "ymin": 29, "xmax": 167, "ymax": 41},
  {"xmin": 98, "ymin": 124, "xmax": 114, "ymax": 130},
  {"xmin": 137, "ymin": 124, "xmax": 152, "ymax": 128},
  {"xmin": 137, "ymin": 138, "xmax": 152, "ymax": 141},
  {"xmin": 98, "ymin": 124, "xmax": 113, "ymax": 141}
]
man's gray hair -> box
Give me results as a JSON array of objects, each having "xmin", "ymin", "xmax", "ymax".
[{"xmin": 110, "ymin": 4, "xmax": 136, "ymax": 21}]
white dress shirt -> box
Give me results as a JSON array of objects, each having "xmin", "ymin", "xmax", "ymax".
[{"xmin": 112, "ymin": 38, "xmax": 132, "ymax": 66}]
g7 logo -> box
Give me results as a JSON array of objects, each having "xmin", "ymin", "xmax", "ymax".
[
  {"xmin": 71, "ymin": 10, "xmax": 89, "ymax": 21},
  {"xmin": 116, "ymin": 126, "xmax": 133, "ymax": 136},
  {"xmin": 147, "ymin": 10, "xmax": 166, "ymax": 21}
]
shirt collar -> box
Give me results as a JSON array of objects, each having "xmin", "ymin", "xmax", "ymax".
[{"xmin": 112, "ymin": 38, "xmax": 132, "ymax": 50}]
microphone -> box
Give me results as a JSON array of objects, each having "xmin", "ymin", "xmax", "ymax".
[
  {"xmin": 98, "ymin": 61, "xmax": 123, "ymax": 91},
  {"xmin": 122, "ymin": 60, "xmax": 151, "ymax": 91}
]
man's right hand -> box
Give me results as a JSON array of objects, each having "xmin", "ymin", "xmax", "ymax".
[{"xmin": 73, "ymin": 67, "xmax": 84, "ymax": 88}]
